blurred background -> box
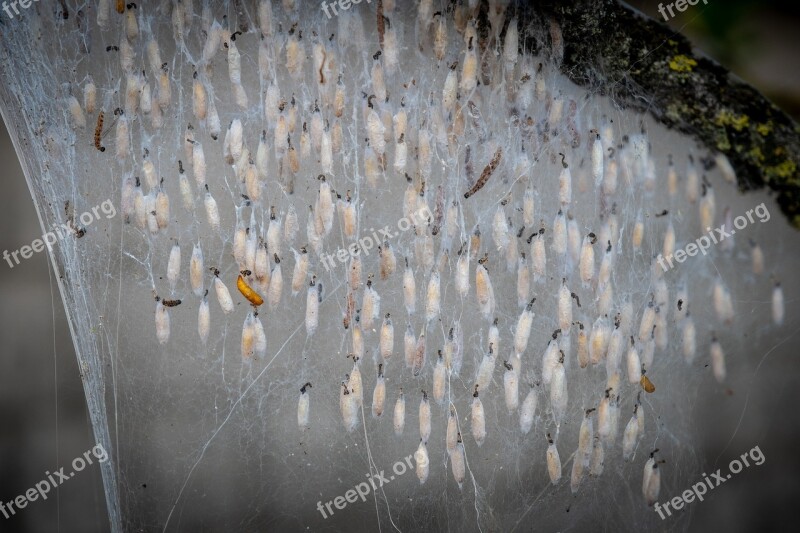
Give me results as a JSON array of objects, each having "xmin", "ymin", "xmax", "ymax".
[{"xmin": 1, "ymin": 1, "xmax": 799, "ymax": 531}]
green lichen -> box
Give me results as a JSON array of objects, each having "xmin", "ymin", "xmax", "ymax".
[
  {"xmin": 765, "ymin": 159, "xmax": 797, "ymax": 181},
  {"xmin": 756, "ymin": 122, "xmax": 773, "ymax": 136},
  {"xmin": 715, "ymin": 110, "xmax": 750, "ymax": 131},
  {"xmin": 669, "ymin": 54, "xmax": 697, "ymax": 72}
]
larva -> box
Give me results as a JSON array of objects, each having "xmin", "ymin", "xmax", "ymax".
[
  {"xmin": 192, "ymin": 73, "xmax": 207, "ymax": 120},
  {"xmin": 340, "ymin": 380, "xmax": 359, "ymax": 433},
  {"xmin": 475, "ymin": 256, "xmax": 495, "ymax": 319},
  {"xmin": 361, "ymin": 278, "xmax": 380, "ymax": 329},
  {"xmin": 642, "ymin": 451, "xmax": 662, "ymax": 506},
  {"xmin": 84, "ymin": 78, "xmax": 96, "ymax": 115},
  {"xmin": 237, "ymin": 273, "xmax": 264, "ymax": 307},
  {"xmin": 464, "ymin": 147, "xmax": 502, "ymax": 199},
  {"xmin": 425, "ymin": 269, "xmax": 441, "ymax": 323},
  {"xmin": 772, "ymin": 282, "xmax": 785, "ymax": 326},
  {"xmin": 94, "ymin": 111, "xmax": 105, "ymax": 152}
]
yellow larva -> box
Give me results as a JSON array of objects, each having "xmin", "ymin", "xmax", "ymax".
[
  {"xmin": 503, "ymin": 361, "xmax": 519, "ymax": 412},
  {"xmin": 305, "ymin": 278, "xmax": 319, "ymax": 336},
  {"xmin": 340, "ymin": 379, "xmax": 359, "ymax": 433},
  {"xmin": 167, "ymin": 243, "xmax": 181, "ymax": 292},
  {"xmin": 471, "ymin": 386, "xmax": 486, "ymax": 446},
  {"xmin": 290, "ymin": 247, "xmax": 309, "ymax": 296},
  {"xmin": 155, "ymin": 299, "xmax": 170, "ymax": 344},
  {"xmin": 187, "ymin": 244, "xmax": 204, "ymax": 297},
  {"xmin": 372, "ymin": 365, "xmax": 386, "ymax": 418},
  {"xmin": 514, "ymin": 298, "xmax": 535, "ymax": 356},
  {"xmin": 268, "ymin": 254, "xmax": 283, "ymax": 309},
  {"xmin": 772, "ymin": 282, "xmax": 785, "ymax": 326},
  {"xmin": 393, "ymin": 389, "xmax": 405, "ymax": 435},
  {"xmin": 546, "ymin": 434, "xmax": 562, "ymax": 484}
]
